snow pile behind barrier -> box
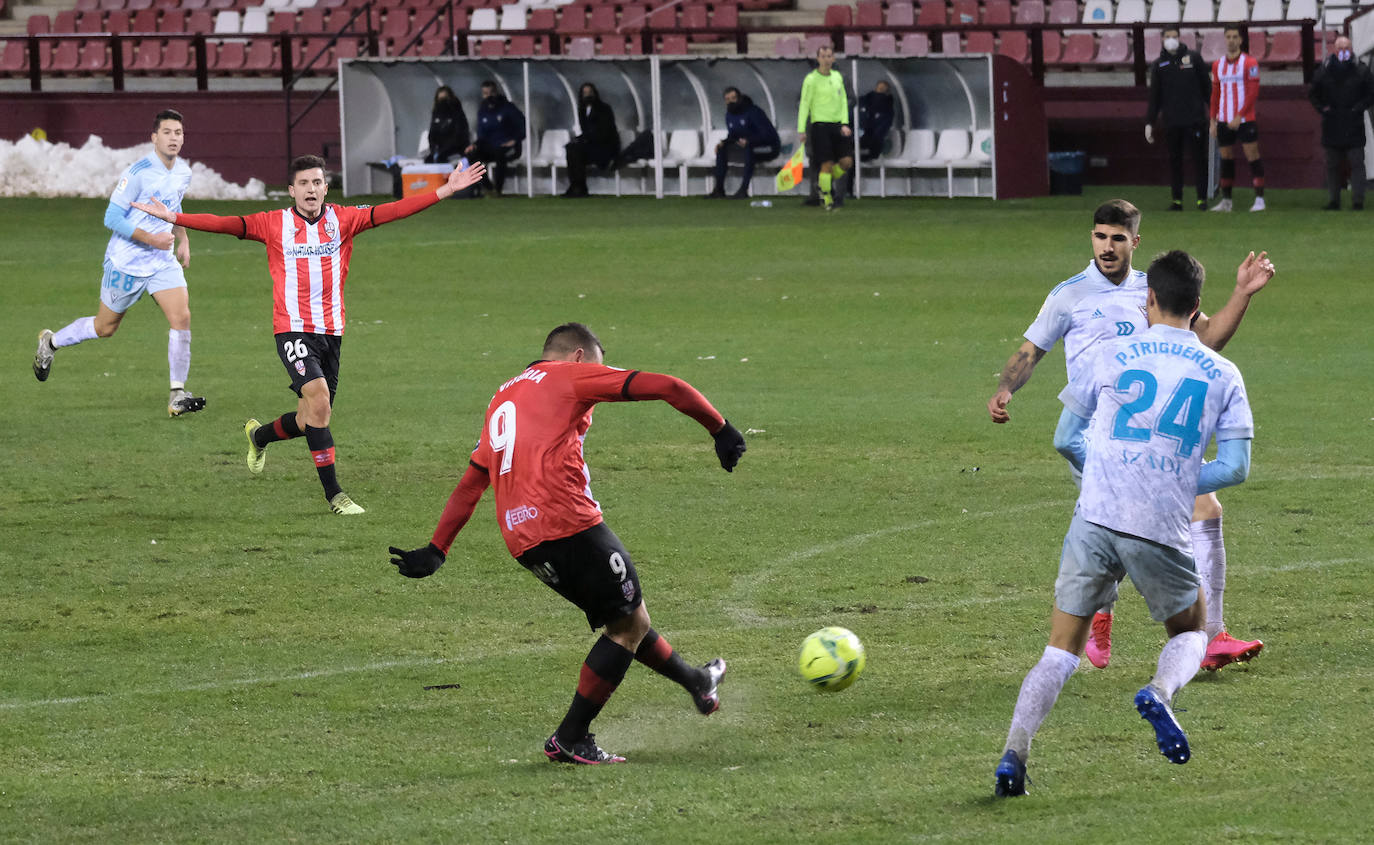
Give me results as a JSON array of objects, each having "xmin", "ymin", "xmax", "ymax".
[{"xmin": 0, "ymin": 134, "xmax": 267, "ymax": 200}]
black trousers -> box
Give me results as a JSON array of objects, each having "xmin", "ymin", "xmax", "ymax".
[
  {"xmin": 565, "ymin": 139, "xmax": 617, "ymax": 191},
  {"xmin": 1325, "ymin": 145, "xmax": 1367, "ymax": 207},
  {"xmin": 469, "ymin": 139, "xmax": 522, "ymax": 192},
  {"xmin": 713, "ymin": 142, "xmax": 780, "ymax": 192},
  {"xmin": 1165, "ymin": 123, "xmax": 1209, "ymax": 202}
]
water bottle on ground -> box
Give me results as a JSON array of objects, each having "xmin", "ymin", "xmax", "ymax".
[{"xmin": 750, "ymin": 200, "xmax": 772, "ymax": 208}]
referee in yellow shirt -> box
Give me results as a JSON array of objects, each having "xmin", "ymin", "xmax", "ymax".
[{"xmin": 798, "ymin": 44, "xmax": 854, "ymax": 210}]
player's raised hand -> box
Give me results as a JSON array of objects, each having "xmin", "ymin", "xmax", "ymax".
[
  {"xmin": 444, "ymin": 160, "xmax": 487, "ymax": 194},
  {"xmin": 389, "ymin": 543, "xmax": 446, "ymax": 578},
  {"xmin": 988, "ymin": 389, "xmax": 1013, "ymax": 424},
  {"xmin": 1235, "ymin": 250, "xmax": 1276, "ymax": 296},
  {"xmin": 130, "ymin": 196, "xmax": 175, "ymax": 223},
  {"xmin": 712, "ymin": 420, "xmax": 746, "ymax": 472}
]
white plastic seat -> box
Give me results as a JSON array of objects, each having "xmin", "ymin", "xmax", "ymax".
[
  {"xmin": 470, "ymin": 8, "xmax": 499, "ymax": 30},
  {"xmin": 913, "ymin": 129, "xmax": 970, "ymax": 198},
  {"xmin": 882, "ymin": 128, "xmax": 934, "ymax": 195},
  {"xmin": 1181, "ymin": 0, "xmax": 1214, "ymax": 22},
  {"xmin": 950, "ymin": 128, "xmax": 993, "ymax": 196},
  {"xmin": 661, "ymin": 129, "xmax": 701, "ymax": 196},
  {"xmin": 530, "ymin": 128, "xmax": 570, "ymax": 194},
  {"xmin": 214, "ymin": 11, "xmax": 241, "ymax": 34},
  {"xmin": 1081, "ymin": 0, "xmax": 1113, "ymax": 24},
  {"xmin": 874, "ymin": 129, "xmax": 904, "ymax": 197},
  {"xmin": 499, "ymin": 4, "xmax": 528, "ymax": 30},
  {"xmin": 1285, "ymin": 0, "xmax": 1317, "ymax": 20},
  {"xmin": 1115, "ymin": 0, "xmax": 1148, "ymax": 24},
  {"xmin": 1250, "ymin": 0, "xmax": 1283, "ymax": 20},
  {"xmin": 1149, "ymin": 0, "xmax": 1182, "ymax": 22},
  {"xmin": 241, "ymin": 8, "xmax": 269, "ymax": 33},
  {"xmin": 687, "ymin": 128, "xmax": 729, "ymax": 190},
  {"xmin": 1215, "ymin": 0, "xmax": 1249, "ymax": 22}
]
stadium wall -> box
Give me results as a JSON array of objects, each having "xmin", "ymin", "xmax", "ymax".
[
  {"xmin": 1044, "ymin": 86, "xmax": 1324, "ymax": 190},
  {"xmin": 0, "ymin": 93, "xmax": 340, "ymax": 188}
]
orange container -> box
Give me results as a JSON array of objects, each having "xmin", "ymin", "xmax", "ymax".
[{"xmin": 400, "ymin": 164, "xmax": 453, "ymax": 197}]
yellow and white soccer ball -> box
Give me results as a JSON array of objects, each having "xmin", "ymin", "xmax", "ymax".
[{"xmin": 798, "ymin": 626, "xmax": 866, "ymax": 691}]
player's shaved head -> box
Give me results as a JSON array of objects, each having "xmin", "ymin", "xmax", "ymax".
[
  {"xmin": 1147, "ymin": 250, "xmax": 1204, "ymax": 318},
  {"xmin": 543, "ymin": 323, "xmax": 605, "ymax": 360},
  {"xmin": 1093, "ymin": 199, "xmax": 1141, "ymax": 236}
]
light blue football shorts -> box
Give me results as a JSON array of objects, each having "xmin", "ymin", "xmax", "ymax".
[
  {"xmin": 99, "ymin": 259, "xmax": 187, "ymax": 314},
  {"xmin": 1054, "ymin": 511, "xmax": 1200, "ymax": 623}
]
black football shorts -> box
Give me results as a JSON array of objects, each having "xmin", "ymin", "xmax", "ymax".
[
  {"xmin": 516, "ymin": 522, "xmax": 644, "ymax": 630},
  {"xmin": 274, "ymin": 331, "xmax": 342, "ymax": 401},
  {"xmin": 1216, "ymin": 121, "xmax": 1259, "ymax": 146}
]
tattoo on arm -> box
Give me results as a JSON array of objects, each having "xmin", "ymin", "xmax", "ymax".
[{"xmin": 998, "ymin": 345, "xmax": 1046, "ymax": 394}]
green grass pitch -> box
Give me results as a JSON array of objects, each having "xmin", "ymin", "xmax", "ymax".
[{"xmin": 2, "ymin": 190, "xmax": 1371, "ymax": 843}]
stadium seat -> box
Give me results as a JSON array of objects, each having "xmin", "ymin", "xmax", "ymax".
[
  {"xmin": 531, "ymin": 127, "xmax": 570, "ymax": 194},
  {"xmin": 1149, "ymin": 0, "xmax": 1181, "ymax": 23},
  {"xmin": 77, "ymin": 12, "xmax": 103, "ymax": 33},
  {"xmin": 527, "ymin": 7, "xmax": 555, "ymax": 30},
  {"xmin": 556, "ymin": 4, "xmax": 587, "ymax": 32},
  {"xmin": 658, "ymin": 33, "xmax": 689, "ymax": 53},
  {"xmin": 867, "ymin": 31, "xmax": 898, "ymax": 54},
  {"xmin": 950, "ymin": 127, "xmax": 993, "ymax": 195},
  {"xmin": 565, "ymin": 35, "xmax": 594, "ymax": 57},
  {"xmin": 469, "ymin": 7, "xmax": 498, "ymax": 30},
  {"xmin": 1198, "ymin": 27, "xmax": 1226, "ymax": 61},
  {"xmin": 212, "ymin": 38, "xmax": 246, "ymax": 69},
  {"xmin": 1115, "ymin": 0, "xmax": 1147, "ymax": 24},
  {"xmin": 1215, "ymin": 0, "xmax": 1249, "ymax": 22},
  {"xmin": 823, "ymin": 4, "xmax": 852, "ymax": 27},
  {"xmin": 1046, "ymin": 0, "xmax": 1077, "ymax": 24},
  {"xmin": 1094, "ymin": 29, "xmax": 1131, "ymax": 62},
  {"xmin": 856, "ymin": 0, "xmax": 884, "ymax": 27},
  {"xmin": 213, "ymin": 10, "xmax": 240, "ymax": 34},
  {"xmin": 1081, "ymin": 0, "xmax": 1112, "ymax": 24},
  {"xmin": 649, "ymin": 3, "xmax": 677, "ymax": 28},
  {"xmin": 844, "ymin": 32, "xmax": 864, "ymax": 54},
  {"xmin": 244, "ymin": 37, "xmax": 277, "ymax": 70},
  {"xmin": 983, "ymin": 0, "xmax": 1012, "ymax": 25},
  {"xmin": 324, "ymin": 9, "xmax": 354, "ymax": 32},
  {"xmin": 687, "ymin": 128, "xmax": 727, "ymax": 191},
  {"xmin": 914, "ymin": 128, "xmax": 969, "ymax": 197},
  {"xmin": 587, "ymin": 5, "xmax": 614, "ymax": 30},
  {"xmin": 599, "ymin": 34, "xmax": 630, "ymax": 54},
  {"xmin": 941, "ymin": 31, "xmax": 963, "ymax": 53},
  {"xmin": 507, "ymin": 33, "xmax": 537, "ymax": 54},
  {"xmin": 297, "ymin": 9, "xmax": 324, "ymax": 32},
  {"xmin": 499, "ymin": 3, "xmax": 527, "ymax": 30},
  {"xmin": 886, "ymin": 1, "xmax": 915, "ymax": 26},
  {"xmin": 106, "ymin": 11, "xmax": 131, "ymax": 33},
  {"xmin": 966, "ymin": 30, "xmax": 994, "ymax": 52},
  {"xmin": 75, "ymin": 0, "xmax": 99, "ymax": 10},
  {"xmin": 899, "ymin": 32, "xmax": 930, "ymax": 55},
  {"xmin": 478, "ymin": 36, "xmax": 505, "ymax": 56},
  {"xmin": 241, "ymin": 8, "xmax": 269, "ymax": 33},
  {"xmin": 1284, "ymin": 0, "xmax": 1316, "ymax": 22},
  {"xmin": 997, "ymin": 29, "xmax": 1029, "ymax": 61},
  {"xmin": 712, "ymin": 4, "xmax": 739, "ymax": 30},
  {"xmin": 1058, "ymin": 31, "xmax": 1096, "ymax": 63},
  {"xmin": 1247, "ymin": 30, "xmax": 1269, "ymax": 60},
  {"xmin": 661, "ymin": 128, "xmax": 700, "ymax": 196},
  {"xmin": 27, "ymin": 14, "xmax": 51, "ymax": 35},
  {"xmin": 51, "ymin": 40, "xmax": 81, "ymax": 72},
  {"xmin": 1013, "ymin": 0, "xmax": 1044, "ymax": 24},
  {"xmin": 1181, "ymin": 0, "xmax": 1214, "ymax": 22},
  {"xmin": 418, "ymin": 37, "xmax": 449, "ymax": 56},
  {"xmin": 617, "ymin": 3, "xmax": 648, "ymax": 32},
  {"xmin": 1250, "ymin": 0, "xmax": 1283, "ymax": 24},
  {"xmin": 130, "ymin": 8, "xmax": 157, "ymax": 31},
  {"xmin": 916, "ymin": 0, "xmax": 945, "ymax": 26},
  {"xmin": 1264, "ymin": 29, "xmax": 1301, "ymax": 61},
  {"xmin": 872, "ymin": 129, "xmax": 904, "ymax": 196},
  {"xmin": 802, "ymin": 33, "xmax": 831, "ymax": 55},
  {"xmin": 773, "ymin": 35, "xmax": 800, "ymax": 56},
  {"xmin": 159, "ymin": 11, "xmax": 186, "ymax": 32},
  {"xmin": 950, "ymin": 0, "xmax": 979, "ymax": 24},
  {"xmin": 883, "ymin": 128, "xmax": 935, "ymax": 195},
  {"xmin": 126, "ymin": 0, "xmax": 153, "ymax": 9},
  {"xmin": 2, "ymin": 39, "xmax": 30, "ymax": 74},
  {"xmin": 1040, "ymin": 29, "xmax": 1063, "ymax": 61}
]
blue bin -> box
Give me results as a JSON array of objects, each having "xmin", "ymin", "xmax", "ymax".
[{"xmin": 1048, "ymin": 151, "xmax": 1086, "ymax": 195}]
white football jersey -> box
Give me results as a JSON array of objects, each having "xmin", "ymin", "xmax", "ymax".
[
  {"xmin": 104, "ymin": 152, "xmax": 192, "ymax": 277},
  {"xmin": 1025, "ymin": 261, "xmax": 1148, "ymax": 385},
  {"xmin": 1059, "ymin": 324, "xmax": 1254, "ymax": 551},
  {"xmin": 1064, "ymin": 284, "xmax": 1150, "ymax": 384}
]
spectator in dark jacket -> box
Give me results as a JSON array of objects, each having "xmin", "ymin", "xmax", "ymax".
[
  {"xmin": 465, "ymin": 80, "xmax": 527, "ymax": 196},
  {"xmin": 564, "ymin": 82, "xmax": 620, "ymax": 198},
  {"xmin": 857, "ymin": 80, "xmax": 896, "ymax": 162},
  {"xmin": 707, "ymin": 88, "xmax": 781, "ymax": 198},
  {"xmin": 1145, "ymin": 27, "xmax": 1212, "ymax": 211},
  {"xmin": 1309, "ymin": 36, "xmax": 1374, "ymax": 210},
  {"xmin": 424, "ymin": 86, "xmax": 470, "ymax": 164}
]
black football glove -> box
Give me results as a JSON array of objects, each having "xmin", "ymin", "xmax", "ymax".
[
  {"xmin": 712, "ymin": 420, "xmax": 746, "ymax": 472},
  {"xmin": 389, "ymin": 543, "xmax": 446, "ymax": 578}
]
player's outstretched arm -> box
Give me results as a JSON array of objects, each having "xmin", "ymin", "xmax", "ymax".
[
  {"xmin": 388, "ymin": 462, "xmax": 491, "ymax": 580},
  {"xmin": 987, "ymin": 341, "xmax": 1047, "ymax": 423},
  {"xmin": 1195, "ymin": 251, "xmax": 1276, "ymax": 351},
  {"xmin": 620, "ymin": 371, "xmax": 746, "ymax": 471},
  {"xmin": 365, "ymin": 161, "xmax": 489, "ymax": 230},
  {"xmin": 130, "ymin": 197, "xmax": 246, "ymax": 236}
]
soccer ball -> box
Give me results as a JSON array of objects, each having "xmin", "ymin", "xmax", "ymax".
[{"xmin": 798, "ymin": 626, "xmax": 866, "ymax": 691}]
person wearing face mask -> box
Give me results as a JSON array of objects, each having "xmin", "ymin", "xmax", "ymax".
[
  {"xmin": 1145, "ymin": 27, "xmax": 1211, "ymax": 211},
  {"xmin": 464, "ymin": 80, "xmax": 527, "ymax": 197},
  {"xmin": 857, "ymin": 80, "xmax": 896, "ymax": 163},
  {"xmin": 563, "ymin": 82, "xmax": 621, "ymax": 198},
  {"xmin": 1308, "ymin": 36, "xmax": 1374, "ymax": 210},
  {"xmin": 424, "ymin": 86, "xmax": 470, "ymax": 165},
  {"xmin": 706, "ymin": 87, "xmax": 781, "ymax": 199}
]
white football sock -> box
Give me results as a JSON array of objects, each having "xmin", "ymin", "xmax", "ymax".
[
  {"xmin": 1151, "ymin": 630, "xmax": 1207, "ymax": 701},
  {"xmin": 168, "ymin": 329, "xmax": 191, "ymax": 389},
  {"xmin": 1004, "ymin": 645, "xmax": 1079, "ymax": 758},
  {"xmin": 53, "ymin": 316, "xmax": 98, "ymax": 348},
  {"xmin": 1192, "ymin": 517, "xmax": 1225, "ymax": 639}
]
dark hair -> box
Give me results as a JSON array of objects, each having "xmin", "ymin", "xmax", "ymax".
[
  {"xmin": 1146, "ymin": 250, "xmax": 1205, "ymax": 318},
  {"xmin": 480, "ymin": 79, "xmax": 498, "ymax": 91},
  {"xmin": 579, "ymin": 82, "xmax": 600, "ymax": 101},
  {"xmin": 1223, "ymin": 23, "xmax": 1242, "ymax": 34},
  {"xmin": 724, "ymin": 86, "xmax": 741, "ymax": 98},
  {"xmin": 433, "ymin": 85, "xmax": 458, "ymax": 105},
  {"xmin": 154, "ymin": 109, "xmax": 184, "ymax": 130},
  {"xmin": 1161, "ymin": 26, "xmax": 1180, "ymax": 37},
  {"xmin": 288, "ymin": 154, "xmax": 327, "ymax": 182},
  {"xmin": 1093, "ymin": 199, "xmax": 1141, "ymax": 236},
  {"xmin": 543, "ymin": 322, "xmax": 604, "ymax": 358}
]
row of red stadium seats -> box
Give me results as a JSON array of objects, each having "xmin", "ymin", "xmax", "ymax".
[
  {"xmin": 61, "ymin": 0, "xmax": 790, "ymax": 12},
  {"xmin": 0, "ymin": 36, "xmax": 368, "ymax": 76}
]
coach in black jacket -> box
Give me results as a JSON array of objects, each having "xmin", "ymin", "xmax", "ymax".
[
  {"xmin": 1309, "ymin": 35, "xmax": 1374, "ymax": 210},
  {"xmin": 563, "ymin": 82, "xmax": 621, "ymax": 198},
  {"xmin": 1145, "ymin": 27, "xmax": 1211, "ymax": 211}
]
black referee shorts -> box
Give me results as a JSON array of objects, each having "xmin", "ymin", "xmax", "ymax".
[{"xmin": 808, "ymin": 121, "xmax": 853, "ymax": 165}]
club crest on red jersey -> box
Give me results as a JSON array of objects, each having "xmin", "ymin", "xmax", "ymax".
[{"xmin": 324, "ymin": 220, "xmax": 338, "ymax": 240}]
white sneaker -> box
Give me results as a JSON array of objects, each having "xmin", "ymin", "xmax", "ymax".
[
  {"xmin": 1249, "ymin": 197, "xmax": 1266, "ymax": 212},
  {"xmin": 1210, "ymin": 198, "xmax": 1233, "ymax": 212}
]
